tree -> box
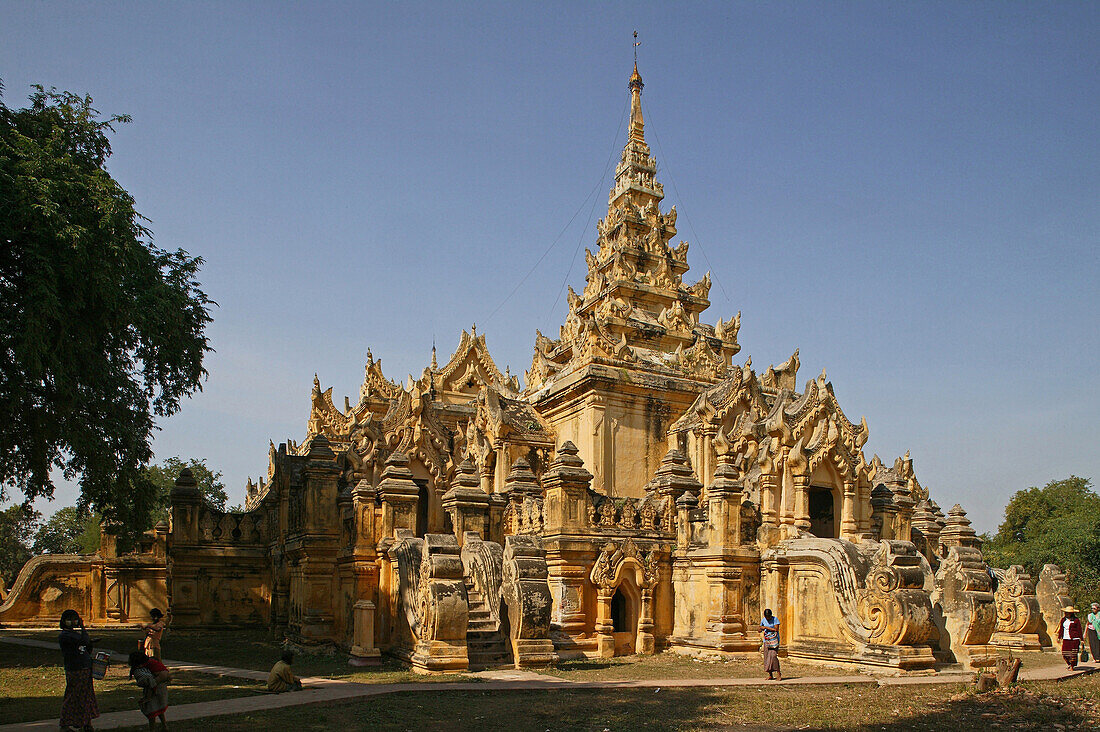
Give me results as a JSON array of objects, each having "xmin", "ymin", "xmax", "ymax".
[
  {"xmin": 983, "ymin": 476, "xmax": 1100, "ymax": 610},
  {"xmin": 32, "ymin": 505, "xmax": 99, "ymax": 555},
  {"xmin": 0, "ymin": 501, "xmax": 40, "ymax": 587},
  {"xmin": 0, "ymin": 84, "xmax": 213, "ymax": 532},
  {"xmin": 142, "ymin": 457, "xmax": 228, "ymax": 526}
]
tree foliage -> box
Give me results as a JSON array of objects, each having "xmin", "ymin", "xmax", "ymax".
[
  {"xmin": 0, "ymin": 502, "xmax": 40, "ymax": 587},
  {"xmin": 32, "ymin": 505, "xmax": 100, "ymax": 555},
  {"xmin": 983, "ymin": 476, "xmax": 1100, "ymax": 609},
  {"xmin": 0, "ymin": 84, "xmax": 213, "ymax": 531},
  {"xmin": 143, "ymin": 456, "xmax": 227, "ymax": 525}
]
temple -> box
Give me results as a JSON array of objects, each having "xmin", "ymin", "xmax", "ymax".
[{"xmin": 0, "ymin": 64, "xmax": 1064, "ymax": 673}]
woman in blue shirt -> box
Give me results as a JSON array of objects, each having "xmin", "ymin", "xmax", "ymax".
[{"xmin": 761, "ymin": 608, "xmax": 782, "ymax": 681}]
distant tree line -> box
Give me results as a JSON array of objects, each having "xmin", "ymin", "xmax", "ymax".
[{"xmin": 981, "ymin": 476, "xmax": 1100, "ymax": 611}]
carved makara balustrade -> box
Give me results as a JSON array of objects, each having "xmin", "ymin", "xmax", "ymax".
[
  {"xmin": 932, "ymin": 545, "xmax": 998, "ymax": 668},
  {"xmin": 988, "ymin": 565, "xmax": 1043, "ymax": 650},
  {"xmin": 410, "ymin": 534, "xmax": 469, "ymax": 672},
  {"xmin": 855, "ymin": 540, "xmax": 936, "ymax": 647},
  {"xmin": 501, "ymin": 535, "xmax": 557, "ymax": 667},
  {"xmin": 1036, "ymin": 563, "xmax": 1074, "ymax": 648}
]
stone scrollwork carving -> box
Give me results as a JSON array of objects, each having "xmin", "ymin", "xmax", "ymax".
[
  {"xmin": 1036, "ymin": 563, "xmax": 1074, "ymax": 647},
  {"xmin": 932, "ymin": 545, "xmax": 998, "ymax": 667},
  {"xmin": 501, "ymin": 535, "xmax": 557, "ymax": 667},
  {"xmin": 856, "ymin": 540, "xmax": 935, "ymax": 646},
  {"xmin": 991, "ymin": 565, "xmax": 1042, "ymax": 649},
  {"xmin": 409, "ymin": 533, "xmax": 469, "ymax": 672}
]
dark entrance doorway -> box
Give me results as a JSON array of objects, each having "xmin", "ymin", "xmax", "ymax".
[
  {"xmin": 611, "ymin": 589, "xmax": 628, "ymax": 632},
  {"xmin": 415, "ymin": 479, "xmax": 429, "ymax": 537},
  {"xmin": 808, "ymin": 486, "xmax": 836, "ymax": 538}
]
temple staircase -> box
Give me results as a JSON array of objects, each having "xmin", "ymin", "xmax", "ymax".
[{"xmin": 464, "ymin": 574, "xmax": 512, "ymax": 669}]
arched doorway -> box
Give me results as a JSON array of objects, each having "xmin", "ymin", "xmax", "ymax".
[
  {"xmin": 610, "ymin": 579, "xmax": 640, "ymax": 656},
  {"xmin": 808, "ymin": 486, "xmax": 837, "ymax": 538}
]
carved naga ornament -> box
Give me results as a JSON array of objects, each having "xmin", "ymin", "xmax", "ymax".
[{"xmin": 856, "ymin": 540, "xmax": 936, "ymax": 646}]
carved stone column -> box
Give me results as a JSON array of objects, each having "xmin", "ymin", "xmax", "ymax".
[
  {"xmin": 707, "ymin": 456, "xmax": 743, "ymax": 548},
  {"xmin": 541, "ymin": 441, "xmax": 593, "ymax": 533},
  {"xmin": 792, "ymin": 474, "xmax": 811, "ymax": 534},
  {"xmin": 548, "ymin": 561, "xmax": 587, "ymax": 636},
  {"xmin": 700, "ymin": 426, "xmax": 717, "ymax": 490},
  {"xmin": 758, "ymin": 470, "xmax": 779, "ymax": 537},
  {"xmin": 349, "ymin": 600, "xmax": 381, "ymax": 665},
  {"xmin": 637, "ymin": 587, "xmax": 656, "ymax": 655},
  {"xmin": 377, "ymin": 452, "xmax": 419, "ymax": 546},
  {"xmin": 501, "ymin": 535, "xmax": 557, "ymax": 668},
  {"xmin": 840, "ymin": 480, "xmax": 857, "ymax": 540},
  {"xmin": 594, "ymin": 586, "xmax": 615, "ymax": 658},
  {"xmin": 442, "ymin": 459, "xmax": 490, "ymax": 546}
]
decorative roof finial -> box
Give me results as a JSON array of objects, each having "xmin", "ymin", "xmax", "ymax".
[
  {"xmin": 431, "ymin": 340, "xmax": 438, "ymax": 370},
  {"xmin": 628, "ymin": 32, "xmax": 644, "ymax": 142}
]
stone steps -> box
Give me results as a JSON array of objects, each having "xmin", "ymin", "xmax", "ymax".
[{"xmin": 464, "ymin": 576, "xmax": 512, "ymax": 670}]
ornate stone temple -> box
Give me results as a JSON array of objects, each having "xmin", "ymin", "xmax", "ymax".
[{"xmin": 0, "ymin": 64, "xmax": 1061, "ymax": 672}]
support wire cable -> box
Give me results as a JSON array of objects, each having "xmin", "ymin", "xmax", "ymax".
[
  {"xmin": 546, "ymin": 160, "xmax": 611, "ymax": 328},
  {"xmin": 483, "ymin": 98, "xmax": 629, "ymax": 327},
  {"xmin": 641, "ymin": 98, "xmax": 732, "ymax": 305}
]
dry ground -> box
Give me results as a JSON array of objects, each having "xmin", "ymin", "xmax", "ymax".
[
  {"xmin": 4, "ymin": 629, "xmax": 1094, "ymax": 731},
  {"xmin": 110, "ymin": 675, "xmax": 1100, "ymax": 731}
]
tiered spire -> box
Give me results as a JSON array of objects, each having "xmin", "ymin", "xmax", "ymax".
[{"xmin": 524, "ymin": 60, "xmax": 741, "ymax": 393}]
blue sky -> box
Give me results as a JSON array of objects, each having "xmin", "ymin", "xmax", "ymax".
[{"xmin": 3, "ymin": 2, "xmax": 1098, "ymax": 533}]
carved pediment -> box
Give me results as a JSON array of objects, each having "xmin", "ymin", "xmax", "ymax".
[
  {"xmin": 359, "ymin": 349, "xmax": 400, "ymax": 403},
  {"xmin": 307, "ymin": 376, "xmax": 350, "ymax": 441},
  {"xmin": 435, "ymin": 328, "xmax": 508, "ymax": 400}
]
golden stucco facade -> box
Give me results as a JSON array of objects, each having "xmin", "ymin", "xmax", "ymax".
[{"xmin": 0, "ymin": 66, "xmax": 1062, "ymax": 673}]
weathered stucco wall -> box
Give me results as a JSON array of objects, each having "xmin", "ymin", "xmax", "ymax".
[{"xmin": 0, "ymin": 527, "xmax": 168, "ymax": 627}]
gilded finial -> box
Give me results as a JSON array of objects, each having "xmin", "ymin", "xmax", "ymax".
[{"xmin": 630, "ymin": 31, "xmax": 643, "ymax": 90}]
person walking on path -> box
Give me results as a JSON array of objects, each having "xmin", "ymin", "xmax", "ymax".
[
  {"xmin": 1087, "ymin": 603, "xmax": 1100, "ymax": 662},
  {"xmin": 760, "ymin": 608, "xmax": 782, "ymax": 681},
  {"xmin": 58, "ymin": 609, "xmax": 100, "ymax": 732},
  {"xmin": 129, "ymin": 649, "xmax": 171, "ymax": 730},
  {"xmin": 140, "ymin": 608, "xmax": 171, "ymax": 660},
  {"xmin": 267, "ymin": 650, "xmax": 303, "ymax": 692},
  {"xmin": 1060, "ymin": 606, "xmax": 1084, "ymax": 669}
]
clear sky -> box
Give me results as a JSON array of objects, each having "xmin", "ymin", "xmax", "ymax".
[{"xmin": 3, "ymin": 1, "xmax": 1098, "ymax": 533}]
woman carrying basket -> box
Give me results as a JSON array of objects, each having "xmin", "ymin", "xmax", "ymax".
[{"xmin": 58, "ymin": 609, "xmax": 100, "ymax": 732}]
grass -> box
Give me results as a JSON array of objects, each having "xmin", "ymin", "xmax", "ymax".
[
  {"xmin": 0, "ymin": 642, "xmax": 264, "ymax": 724},
  {"xmin": 0, "ymin": 628, "xmax": 469, "ymax": 685},
  {"xmin": 103, "ymin": 674, "xmax": 1100, "ymax": 731},
  {"xmin": 4, "ymin": 629, "xmax": 1096, "ymax": 730}
]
